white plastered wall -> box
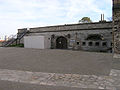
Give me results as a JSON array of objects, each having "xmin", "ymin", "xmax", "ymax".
[{"xmin": 24, "ymin": 35, "xmax": 51, "ymax": 49}]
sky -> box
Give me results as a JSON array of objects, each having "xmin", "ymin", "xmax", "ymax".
[{"xmin": 0, "ymin": 0, "xmax": 112, "ymax": 39}]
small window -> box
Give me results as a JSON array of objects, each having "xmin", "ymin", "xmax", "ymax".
[
  {"xmin": 102, "ymin": 42, "xmax": 107, "ymax": 46},
  {"xmin": 67, "ymin": 34, "xmax": 71, "ymax": 38},
  {"xmin": 95, "ymin": 42, "xmax": 99, "ymax": 46},
  {"xmin": 89, "ymin": 42, "xmax": 93, "ymax": 46},
  {"xmin": 111, "ymin": 43, "xmax": 113, "ymax": 46},
  {"xmin": 77, "ymin": 42, "xmax": 80, "ymax": 45},
  {"xmin": 82, "ymin": 42, "xmax": 86, "ymax": 46},
  {"xmin": 51, "ymin": 34, "xmax": 55, "ymax": 38},
  {"xmin": 48, "ymin": 38, "xmax": 51, "ymax": 40}
]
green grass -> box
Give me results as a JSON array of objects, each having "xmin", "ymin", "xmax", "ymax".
[{"xmin": 9, "ymin": 44, "xmax": 24, "ymax": 47}]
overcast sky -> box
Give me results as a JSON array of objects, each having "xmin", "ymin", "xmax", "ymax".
[{"xmin": 0, "ymin": 0, "xmax": 112, "ymax": 39}]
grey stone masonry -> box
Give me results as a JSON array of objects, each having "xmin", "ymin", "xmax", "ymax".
[
  {"xmin": 29, "ymin": 22, "xmax": 112, "ymax": 33},
  {"xmin": 113, "ymin": 0, "xmax": 120, "ymax": 54},
  {"xmin": 17, "ymin": 22, "xmax": 113, "ymax": 52}
]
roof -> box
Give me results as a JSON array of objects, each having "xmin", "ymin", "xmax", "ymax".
[{"xmin": 29, "ymin": 21, "xmax": 113, "ymax": 33}]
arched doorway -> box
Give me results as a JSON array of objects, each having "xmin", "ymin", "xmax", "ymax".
[{"xmin": 56, "ymin": 36, "xmax": 67, "ymax": 49}]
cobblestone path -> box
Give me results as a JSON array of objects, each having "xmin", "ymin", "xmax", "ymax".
[{"xmin": 0, "ymin": 69, "xmax": 120, "ymax": 90}]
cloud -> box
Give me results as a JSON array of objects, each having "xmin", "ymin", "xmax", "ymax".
[
  {"xmin": 0, "ymin": 0, "xmax": 112, "ymax": 38},
  {"xmin": 66, "ymin": 0, "xmax": 112, "ymax": 20}
]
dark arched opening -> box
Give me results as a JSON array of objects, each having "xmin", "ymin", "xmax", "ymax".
[
  {"xmin": 56, "ymin": 36, "xmax": 67, "ymax": 49},
  {"xmin": 86, "ymin": 34, "xmax": 103, "ymax": 40}
]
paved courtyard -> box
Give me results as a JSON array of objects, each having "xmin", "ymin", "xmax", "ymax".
[{"xmin": 0, "ymin": 47, "xmax": 119, "ymax": 90}]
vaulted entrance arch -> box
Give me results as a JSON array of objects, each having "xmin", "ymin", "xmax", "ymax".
[{"xmin": 56, "ymin": 36, "xmax": 67, "ymax": 49}]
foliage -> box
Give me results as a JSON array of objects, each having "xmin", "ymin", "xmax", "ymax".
[
  {"xmin": 79, "ymin": 17, "xmax": 92, "ymax": 23},
  {"xmin": 9, "ymin": 44, "xmax": 24, "ymax": 47}
]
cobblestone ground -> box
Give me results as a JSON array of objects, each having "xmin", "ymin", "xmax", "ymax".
[
  {"xmin": 0, "ymin": 69, "xmax": 119, "ymax": 90},
  {"xmin": 0, "ymin": 48, "xmax": 117, "ymax": 90},
  {"xmin": 113, "ymin": 54, "xmax": 120, "ymax": 58}
]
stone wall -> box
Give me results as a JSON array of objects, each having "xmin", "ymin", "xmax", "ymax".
[
  {"xmin": 29, "ymin": 29, "xmax": 112, "ymax": 52},
  {"xmin": 113, "ymin": 0, "xmax": 120, "ymax": 54},
  {"xmin": 29, "ymin": 22, "xmax": 112, "ymax": 33},
  {"xmin": 18, "ymin": 22, "xmax": 112, "ymax": 52}
]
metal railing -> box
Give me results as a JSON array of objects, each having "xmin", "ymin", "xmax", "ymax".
[{"xmin": 2, "ymin": 30, "xmax": 28, "ymax": 47}]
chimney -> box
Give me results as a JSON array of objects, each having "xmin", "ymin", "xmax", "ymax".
[
  {"xmin": 101, "ymin": 14, "xmax": 102, "ymax": 21},
  {"xmin": 103, "ymin": 14, "xmax": 104, "ymax": 21},
  {"xmin": 100, "ymin": 14, "xmax": 106, "ymax": 22}
]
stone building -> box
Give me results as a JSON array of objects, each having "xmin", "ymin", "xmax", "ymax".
[
  {"xmin": 11, "ymin": 0, "xmax": 120, "ymax": 53},
  {"xmin": 2, "ymin": 0, "xmax": 120, "ymax": 54},
  {"xmin": 18, "ymin": 21, "xmax": 113, "ymax": 52},
  {"xmin": 113, "ymin": 0, "xmax": 120, "ymax": 54}
]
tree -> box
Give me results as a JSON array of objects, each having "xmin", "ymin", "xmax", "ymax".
[{"xmin": 79, "ymin": 17, "xmax": 92, "ymax": 23}]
